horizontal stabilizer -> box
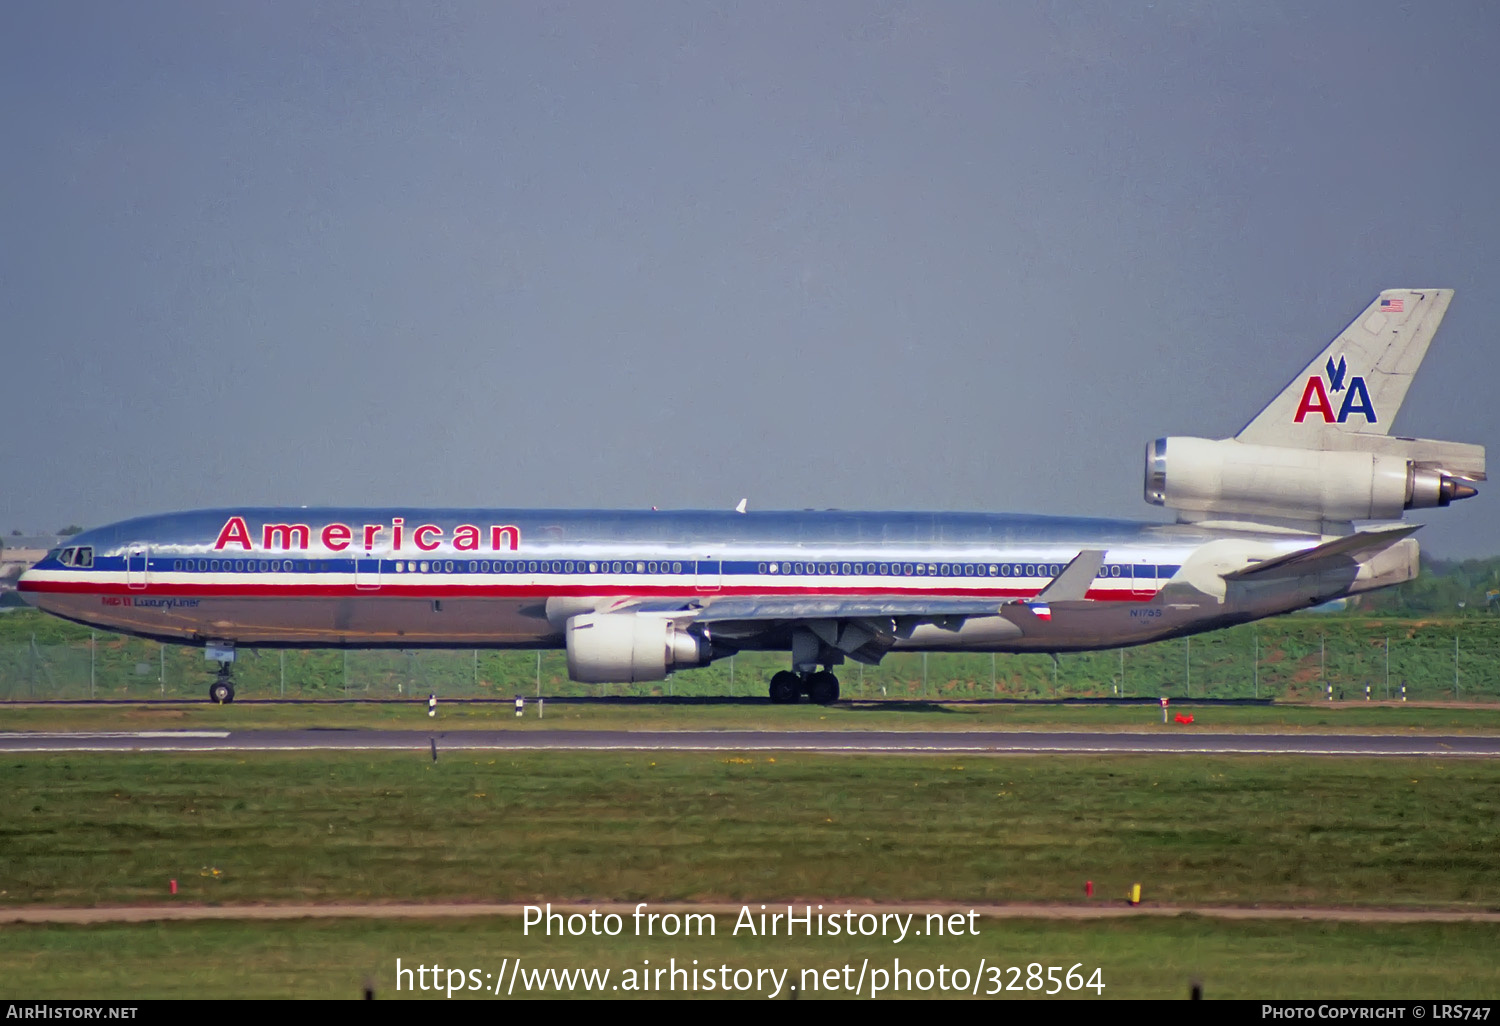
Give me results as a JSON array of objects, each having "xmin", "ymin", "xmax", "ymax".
[{"xmin": 1223, "ymin": 525, "xmax": 1420, "ymax": 581}]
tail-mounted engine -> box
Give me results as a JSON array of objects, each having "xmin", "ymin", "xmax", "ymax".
[{"xmin": 1146, "ymin": 437, "xmax": 1480, "ymax": 522}]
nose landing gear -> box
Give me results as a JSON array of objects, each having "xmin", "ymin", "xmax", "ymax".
[{"xmin": 209, "ymin": 666, "xmax": 236, "ymax": 704}]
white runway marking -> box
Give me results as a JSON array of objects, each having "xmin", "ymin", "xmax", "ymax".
[{"xmin": 0, "ymin": 731, "xmax": 230, "ymax": 739}]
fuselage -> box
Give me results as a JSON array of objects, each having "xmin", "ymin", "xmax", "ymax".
[{"xmin": 16, "ymin": 506, "xmax": 1402, "ymax": 656}]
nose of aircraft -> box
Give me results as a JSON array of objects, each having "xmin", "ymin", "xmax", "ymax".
[{"xmin": 16, "ymin": 565, "xmax": 42, "ymax": 606}]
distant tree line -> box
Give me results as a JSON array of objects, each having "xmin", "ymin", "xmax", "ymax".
[{"xmin": 1356, "ymin": 555, "xmax": 1500, "ymax": 617}]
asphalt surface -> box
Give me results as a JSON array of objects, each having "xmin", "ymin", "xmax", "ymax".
[{"xmin": 2, "ymin": 728, "xmax": 1499, "ymax": 757}]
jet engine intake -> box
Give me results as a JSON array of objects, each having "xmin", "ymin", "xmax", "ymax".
[{"xmin": 564, "ymin": 612, "xmax": 711, "ymax": 683}]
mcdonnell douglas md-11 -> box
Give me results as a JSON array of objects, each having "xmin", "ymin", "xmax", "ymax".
[{"xmin": 20, "ymin": 289, "xmax": 1485, "ymax": 704}]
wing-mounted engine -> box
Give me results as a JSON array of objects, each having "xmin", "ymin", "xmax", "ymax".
[
  {"xmin": 1145, "ymin": 437, "xmax": 1481, "ymax": 523},
  {"xmin": 565, "ymin": 612, "xmax": 712, "ymax": 683}
]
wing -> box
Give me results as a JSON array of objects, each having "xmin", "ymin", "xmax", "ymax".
[{"xmin": 619, "ymin": 549, "xmax": 1109, "ymax": 664}]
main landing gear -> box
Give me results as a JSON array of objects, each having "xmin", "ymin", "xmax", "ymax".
[
  {"xmin": 209, "ymin": 665, "xmax": 236, "ymax": 705},
  {"xmin": 768, "ymin": 669, "xmax": 840, "ymax": 705}
]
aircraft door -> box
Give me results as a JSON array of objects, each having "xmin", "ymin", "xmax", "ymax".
[
  {"xmin": 1131, "ymin": 562, "xmax": 1156, "ymax": 601},
  {"xmin": 125, "ymin": 544, "xmax": 149, "ymax": 591},
  {"xmin": 695, "ymin": 558, "xmax": 722, "ymax": 592},
  {"xmin": 354, "ymin": 553, "xmax": 382, "ymax": 591}
]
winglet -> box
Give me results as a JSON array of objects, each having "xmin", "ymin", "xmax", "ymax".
[
  {"xmin": 734, "ymin": 498, "xmax": 748, "ymax": 514},
  {"xmin": 1034, "ymin": 549, "xmax": 1107, "ymax": 603}
]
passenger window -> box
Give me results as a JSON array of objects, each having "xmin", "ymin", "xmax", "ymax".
[
  {"xmin": 769, "ymin": 563, "xmax": 779, "ymax": 574},
  {"xmin": 396, "ymin": 562, "xmax": 405, "ymax": 573},
  {"xmin": 469, "ymin": 561, "xmax": 477, "ymax": 572},
  {"xmin": 842, "ymin": 563, "xmax": 852, "ymax": 575},
  {"xmin": 234, "ymin": 561, "xmax": 244, "ymax": 572},
  {"xmin": 672, "ymin": 562, "xmax": 682, "ymax": 573}
]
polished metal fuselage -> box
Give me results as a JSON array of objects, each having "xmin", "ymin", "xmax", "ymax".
[{"xmin": 19, "ymin": 507, "xmax": 1417, "ymax": 655}]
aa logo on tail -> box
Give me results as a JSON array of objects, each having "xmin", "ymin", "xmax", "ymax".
[{"xmin": 1293, "ymin": 355, "xmax": 1377, "ymax": 424}]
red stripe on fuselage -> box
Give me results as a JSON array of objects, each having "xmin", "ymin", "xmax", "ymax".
[{"xmin": 19, "ymin": 578, "xmax": 1156, "ymax": 602}]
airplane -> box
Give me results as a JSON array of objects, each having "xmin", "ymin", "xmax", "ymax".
[{"xmin": 19, "ymin": 289, "xmax": 1485, "ymax": 705}]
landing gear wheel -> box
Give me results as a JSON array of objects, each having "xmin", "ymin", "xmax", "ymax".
[
  {"xmin": 806, "ymin": 671, "xmax": 840, "ymax": 705},
  {"xmin": 209, "ymin": 679, "xmax": 235, "ymax": 704},
  {"xmin": 769, "ymin": 671, "xmax": 801, "ymax": 704}
]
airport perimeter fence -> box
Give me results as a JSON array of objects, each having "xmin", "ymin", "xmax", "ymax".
[{"xmin": 1, "ymin": 612, "xmax": 1498, "ymax": 702}]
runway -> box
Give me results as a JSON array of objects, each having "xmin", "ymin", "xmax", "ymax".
[{"xmin": 3, "ymin": 728, "xmax": 1499, "ymax": 757}]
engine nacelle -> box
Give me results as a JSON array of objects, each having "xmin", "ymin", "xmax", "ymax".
[
  {"xmin": 565, "ymin": 612, "xmax": 711, "ymax": 683},
  {"xmin": 1145, "ymin": 437, "xmax": 1477, "ymax": 522}
]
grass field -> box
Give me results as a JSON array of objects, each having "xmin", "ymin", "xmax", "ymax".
[
  {"xmin": 5, "ymin": 751, "xmax": 1498, "ymax": 909},
  {"xmin": 4, "ymin": 697, "xmax": 1500, "ymax": 733},
  {"xmin": 6, "ymin": 744, "xmax": 1499, "ymax": 1000},
  {"xmin": 4, "ymin": 915, "xmax": 1497, "ymax": 999}
]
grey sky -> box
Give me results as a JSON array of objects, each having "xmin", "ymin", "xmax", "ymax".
[{"xmin": 2, "ymin": 1, "xmax": 1496, "ymax": 557}]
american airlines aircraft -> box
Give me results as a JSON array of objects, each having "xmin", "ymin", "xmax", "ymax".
[{"xmin": 20, "ymin": 289, "xmax": 1485, "ymax": 705}]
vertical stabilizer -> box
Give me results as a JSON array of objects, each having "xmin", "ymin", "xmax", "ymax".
[{"xmin": 1236, "ymin": 289, "xmax": 1453, "ymax": 449}]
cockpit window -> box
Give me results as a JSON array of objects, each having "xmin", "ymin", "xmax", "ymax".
[{"xmin": 55, "ymin": 547, "xmax": 93, "ymax": 568}]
